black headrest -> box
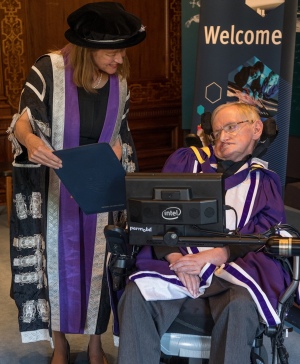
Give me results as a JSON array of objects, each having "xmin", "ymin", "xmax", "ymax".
[{"xmin": 252, "ymin": 117, "xmax": 278, "ymax": 158}]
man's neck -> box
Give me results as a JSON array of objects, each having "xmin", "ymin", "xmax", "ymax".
[{"xmin": 216, "ymin": 155, "xmax": 251, "ymax": 178}]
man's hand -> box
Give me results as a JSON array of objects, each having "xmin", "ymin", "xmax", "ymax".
[
  {"xmin": 177, "ymin": 271, "xmax": 200, "ymax": 297},
  {"xmin": 166, "ymin": 252, "xmax": 200, "ymax": 297},
  {"xmin": 169, "ymin": 254, "xmax": 206, "ymax": 275},
  {"xmin": 170, "ymin": 247, "xmax": 229, "ymax": 277}
]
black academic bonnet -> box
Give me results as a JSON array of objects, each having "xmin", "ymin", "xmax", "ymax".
[{"xmin": 64, "ymin": 2, "xmax": 146, "ymax": 49}]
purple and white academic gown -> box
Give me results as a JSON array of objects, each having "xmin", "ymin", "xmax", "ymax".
[
  {"xmin": 7, "ymin": 51, "xmax": 137, "ymax": 344},
  {"xmin": 130, "ymin": 150, "xmax": 296, "ymax": 327}
]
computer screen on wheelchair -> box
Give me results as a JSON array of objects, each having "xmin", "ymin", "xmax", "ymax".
[{"xmin": 125, "ymin": 172, "xmax": 226, "ymax": 247}]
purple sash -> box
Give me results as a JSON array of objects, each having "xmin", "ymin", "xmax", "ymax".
[{"xmin": 58, "ymin": 58, "xmax": 119, "ymax": 333}]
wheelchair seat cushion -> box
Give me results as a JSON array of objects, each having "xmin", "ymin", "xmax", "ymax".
[{"xmin": 166, "ymin": 297, "xmax": 214, "ymax": 336}]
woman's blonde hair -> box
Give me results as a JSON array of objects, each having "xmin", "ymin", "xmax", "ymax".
[{"xmin": 61, "ymin": 43, "xmax": 130, "ymax": 93}]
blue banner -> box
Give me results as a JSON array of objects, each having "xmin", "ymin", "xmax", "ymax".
[{"xmin": 182, "ymin": 0, "xmax": 297, "ymax": 187}]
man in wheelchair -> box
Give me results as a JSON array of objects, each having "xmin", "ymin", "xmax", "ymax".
[{"xmin": 114, "ymin": 102, "xmax": 298, "ymax": 364}]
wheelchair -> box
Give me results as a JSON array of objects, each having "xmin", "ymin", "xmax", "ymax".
[
  {"xmin": 160, "ymin": 252, "xmax": 299, "ymax": 364},
  {"xmin": 105, "ymin": 224, "xmax": 300, "ymax": 364}
]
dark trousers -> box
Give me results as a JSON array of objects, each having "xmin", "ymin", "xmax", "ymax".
[{"xmin": 117, "ymin": 277, "xmax": 260, "ymax": 364}]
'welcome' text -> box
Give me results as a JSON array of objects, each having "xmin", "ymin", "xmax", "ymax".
[{"xmin": 204, "ymin": 25, "xmax": 282, "ymax": 45}]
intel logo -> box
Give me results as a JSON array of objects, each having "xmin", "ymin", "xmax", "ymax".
[{"xmin": 162, "ymin": 207, "xmax": 182, "ymax": 220}]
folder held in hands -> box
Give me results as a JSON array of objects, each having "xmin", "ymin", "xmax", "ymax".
[{"xmin": 53, "ymin": 143, "xmax": 126, "ymax": 214}]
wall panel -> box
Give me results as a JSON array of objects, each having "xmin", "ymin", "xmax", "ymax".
[{"xmin": 0, "ymin": 0, "xmax": 183, "ymax": 175}]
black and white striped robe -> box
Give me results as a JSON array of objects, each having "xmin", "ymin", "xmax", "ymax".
[{"xmin": 7, "ymin": 51, "xmax": 138, "ymax": 344}]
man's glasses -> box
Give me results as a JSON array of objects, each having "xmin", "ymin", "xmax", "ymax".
[{"xmin": 210, "ymin": 120, "xmax": 253, "ymax": 141}]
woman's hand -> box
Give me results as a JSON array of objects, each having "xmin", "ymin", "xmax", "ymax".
[
  {"xmin": 14, "ymin": 111, "xmax": 62, "ymax": 169},
  {"xmin": 112, "ymin": 137, "xmax": 122, "ymax": 160},
  {"xmin": 25, "ymin": 133, "xmax": 62, "ymax": 169}
]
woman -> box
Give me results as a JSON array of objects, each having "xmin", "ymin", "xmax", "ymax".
[{"xmin": 7, "ymin": 2, "xmax": 146, "ymax": 364}]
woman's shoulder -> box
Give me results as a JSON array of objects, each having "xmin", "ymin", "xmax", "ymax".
[
  {"xmin": 34, "ymin": 54, "xmax": 52, "ymax": 67},
  {"xmin": 34, "ymin": 52, "xmax": 64, "ymax": 72},
  {"xmin": 29, "ymin": 54, "xmax": 54, "ymax": 79}
]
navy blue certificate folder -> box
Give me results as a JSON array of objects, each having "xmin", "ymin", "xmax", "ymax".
[{"xmin": 53, "ymin": 143, "xmax": 126, "ymax": 215}]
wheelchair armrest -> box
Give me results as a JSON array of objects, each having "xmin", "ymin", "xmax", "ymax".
[
  {"xmin": 278, "ymin": 256, "xmax": 300, "ymax": 311},
  {"xmin": 104, "ymin": 225, "xmax": 138, "ymax": 291},
  {"xmin": 104, "ymin": 225, "xmax": 129, "ymax": 255}
]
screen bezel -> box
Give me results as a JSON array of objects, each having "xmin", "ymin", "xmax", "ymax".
[{"xmin": 125, "ymin": 172, "xmax": 226, "ymax": 247}]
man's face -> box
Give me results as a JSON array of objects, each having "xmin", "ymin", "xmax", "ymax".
[{"xmin": 212, "ymin": 106, "xmax": 261, "ymax": 162}]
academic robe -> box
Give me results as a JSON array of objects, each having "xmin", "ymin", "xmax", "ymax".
[
  {"xmin": 130, "ymin": 148, "xmax": 296, "ymax": 327},
  {"xmin": 7, "ymin": 51, "xmax": 137, "ymax": 344}
]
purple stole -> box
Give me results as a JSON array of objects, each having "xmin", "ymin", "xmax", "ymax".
[
  {"xmin": 58, "ymin": 59, "xmax": 120, "ymax": 333},
  {"xmin": 162, "ymin": 145, "xmax": 216, "ymax": 174}
]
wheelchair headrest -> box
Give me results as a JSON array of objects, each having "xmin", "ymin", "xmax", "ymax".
[{"xmin": 253, "ymin": 117, "xmax": 278, "ymax": 158}]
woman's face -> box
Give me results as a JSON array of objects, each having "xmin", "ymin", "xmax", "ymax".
[
  {"xmin": 212, "ymin": 106, "xmax": 262, "ymax": 162},
  {"xmin": 92, "ymin": 49, "xmax": 126, "ymax": 74}
]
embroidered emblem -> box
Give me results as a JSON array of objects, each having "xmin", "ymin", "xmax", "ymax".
[
  {"xmin": 13, "ymin": 249, "xmax": 44, "ymax": 269},
  {"xmin": 21, "ymin": 299, "xmax": 50, "ymax": 324},
  {"xmin": 7, "ymin": 132, "xmax": 23, "ymax": 156},
  {"xmin": 13, "ymin": 234, "xmax": 45, "ymax": 250},
  {"xmin": 35, "ymin": 119, "xmax": 51, "ymax": 137},
  {"xmin": 35, "ymin": 249, "xmax": 45, "ymax": 272},
  {"xmin": 22, "ymin": 300, "xmax": 36, "ymax": 323},
  {"xmin": 37, "ymin": 269, "xmax": 44, "ymax": 289},
  {"xmin": 15, "ymin": 193, "xmax": 28, "ymax": 220},
  {"xmin": 122, "ymin": 143, "xmax": 136, "ymax": 172},
  {"xmin": 15, "ymin": 272, "xmax": 39, "ymax": 284},
  {"xmin": 29, "ymin": 192, "xmax": 42, "ymax": 218},
  {"xmin": 13, "ymin": 254, "xmax": 38, "ymax": 268},
  {"xmin": 37, "ymin": 299, "xmax": 50, "ymax": 322},
  {"xmin": 15, "ymin": 270, "xmax": 45, "ymax": 289}
]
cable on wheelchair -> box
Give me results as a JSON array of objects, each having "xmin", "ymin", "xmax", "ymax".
[{"xmin": 104, "ymin": 225, "xmax": 140, "ymax": 291}]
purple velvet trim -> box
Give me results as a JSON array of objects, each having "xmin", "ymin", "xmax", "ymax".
[
  {"xmin": 58, "ymin": 57, "xmax": 97, "ymax": 333},
  {"xmin": 162, "ymin": 145, "xmax": 217, "ymax": 174},
  {"xmin": 223, "ymin": 264, "xmax": 278, "ymax": 326},
  {"xmin": 99, "ymin": 74, "xmax": 119, "ymax": 143},
  {"xmin": 238, "ymin": 171, "xmax": 256, "ymax": 229},
  {"xmin": 224, "ymin": 167, "xmax": 250, "ymax": 190},
  {"xmin": 135, "ymin": 246, "xmax": 172, "ymax": 274},
  {"xmin": 189, "ymin": 247, "xmax": 200, "ymax": 254},
  {"xmin": 234, "ymin": 252, "xmax": 291, "ymax": 310},
  {"xmin": 200, "ymin": 264, "xmax": 216, "ymax": 288}
]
